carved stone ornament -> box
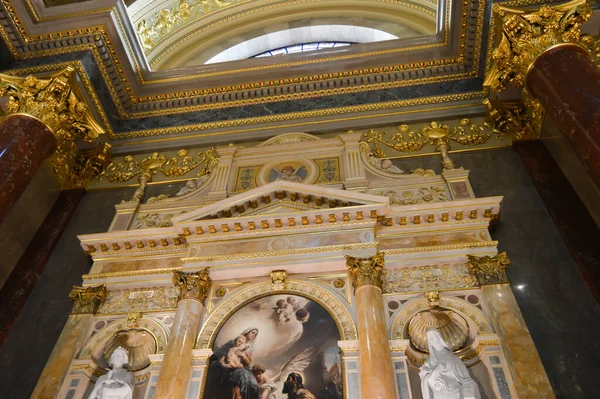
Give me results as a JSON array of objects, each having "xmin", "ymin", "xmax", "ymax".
[
  {"xmin": 173, "ymin": 269, "xmax": 211, "ymax": 304},
  {"xmin": 69, "ymin": 285, "xmax": 107, "ymax": 314},
  {"xmin": 271, "ymin": 270, "xmax": 288, "ymax": 290},
  {"xmin": 345, "ymin": 253, "xmax": 385, "ymax": 290},
  {"xmin": 466, "ymin": 252, "xmax": 511, "ymax": 285},
  {"xmin": 484, "ymin": 0, "xmax": 595, "ymax": 92}
]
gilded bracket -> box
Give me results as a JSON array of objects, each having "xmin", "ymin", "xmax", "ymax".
[{"xmin": 271, "ymin": 270, "xmax": 288, "ymax": 290}]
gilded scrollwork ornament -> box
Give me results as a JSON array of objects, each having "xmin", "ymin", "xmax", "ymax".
[
  {"xmin": 361, "ymin": 119, "xmax": 500, "ymax": 169},
  {"xmin": 483, "ymin": 98, "xmax": 537, "ymax": 141},
  {"xmin": 99, "ymin": 148, "xmax": 219, "ymax": 184},
  {"xmin": 466, "ymin": 252, "xmax": 511, "ymax": 284},
  {"xmin": 69, "ymin": 284, "xmax": 107, "ymax": 314},
  {"xmin": 173, "ymin": 269, "xmax": 212, "ymax": 304},
  {"xmin": 345, "ymin": 253, "xmax": 385, "ymax": 291}
]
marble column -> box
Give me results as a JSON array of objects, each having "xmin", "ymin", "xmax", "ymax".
[
  {"xmin": 0, "ymin": 66, "xmax": 105, "ymax": 222},
  {"xmin": 526, "ymin": 44, "xmax": 600, "ymax": 189},
  {"xmin": 0, "ymin": 114, "xmax": 56, "ymax": 224},
  {"xmin": 31, "ymin": 285, "xmax": 106, "ymax": 399},
  {"xmin": 485, "ymin": 2, "xmax": 600, "ymax": 188},
  {"xmin": 481, "ymin": 284, "xmax": 555, "ymax": 399},
  {"xmin": 345, "ymin": 253, "xmax": 397, "ymax": 399},
  {"xmin": 154, "ymin": 269, "xmax": 211, "ymax": 399}
]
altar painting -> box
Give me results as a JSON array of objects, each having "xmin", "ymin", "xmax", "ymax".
[{"xmin": 204, "ymin": 294, "xmax": 343, "ymax": 399}]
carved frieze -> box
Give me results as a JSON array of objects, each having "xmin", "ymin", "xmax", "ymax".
[
  {"xmin": 133, "ymin": 212, "xmax": 176, "ymax": 229},
  {"xmin": 97, "ymin": 287, "xmax": 179, "ymax": 314},
  {"xmin": 382, "ymin": 264, "xmax": 478, "ymax": 294},
  {"xmin": 376, "ymin": 186, "xmax": 449, "ymax": 205}
]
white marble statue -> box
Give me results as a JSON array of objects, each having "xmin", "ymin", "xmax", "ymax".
[
  {"xmin": 369, "ymin": 155, "xmax": 404, "ymax": 174},
  {"xmin": 88, "ymin": 347, "xmax": 134, "ymax": 399},
  {"xmin": 419, "ymin": 329, "xmax": 480, "ymax": 399}
]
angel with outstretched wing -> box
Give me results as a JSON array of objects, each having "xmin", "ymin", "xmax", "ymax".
[
  {"xmin": 254, "ymin": 347, "xmax": 314, "ymax": 399},
  {"xmin": 274, "ymin": 165, "xmax": 305, "ymax": 182}
]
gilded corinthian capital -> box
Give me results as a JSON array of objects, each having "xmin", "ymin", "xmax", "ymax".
[
  {"xmin": 173, "ymin": 269, "xmax": 212, "ymax": 304},
  {"xmin": 69, "ymin": 285, "xmax": 106, "ymax": 314},
  {"xmin": 466, "ymin": 252, "xmax": 511, "ymax": 285},
  {"xmin": 0, "ymin": 66, "xmax": 105, "ymax": 142},
  {"xmin": 345, "ymin": 253, "xmax": 385, "ymax": 291},
  {"xmin": 484, "ymin": 0, "xmax": 595, "ymax": 92}
]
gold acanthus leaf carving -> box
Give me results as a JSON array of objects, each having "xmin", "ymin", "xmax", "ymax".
[
  {"xmin": 466, "ymin": 252, "xmax": 511, "ymax": 285},
  {"xmin": 345, "ymin": 253, "xmax": 385, "ymax": 291},
  {"xmin": 483, "ymin": 98, "xmax": 538, "ymax": 141},
  {"xmin": 484, "ymin": 0, "xmax": 595, "ymax": 92},
  {"xmin": 0, "ymin": 66, "xmax": 105, "ymax": 142},
  {"xmin": 0, "ymin": 66, "xmax": 109, "ymax": 188},
  {"xmin": 99, "ymin": 147, "xmax": 219, "ymax": 184},
  {"xmin": 69, "ymin": 285, "xmax": 107, "ymax": 314},
  {"xmin": 173, "ymin": 269, "xmax": 212, "ymax": 304}
]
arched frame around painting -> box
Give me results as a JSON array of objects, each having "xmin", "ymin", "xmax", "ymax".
[
  {"xmin": 196, "ymin": 279, "xmax": 355, "ymax": 399},
  {"xmin": 196, "ymin": 279, "xmax": 357, "ymax": 350}
]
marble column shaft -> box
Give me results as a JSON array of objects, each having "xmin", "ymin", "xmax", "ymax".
[
  {"xmin": 0, "ymin": 114, "xmax": 57, "ymax": 224},
  {"xmin": 355, "ymin": 285, "xmax": 397, "ymax": 399},
  {"xmin": 526, "ymin": 44, "xmax": 600, "ymax": 189},
  {"xmin": 154, "ymin": 299, "xmax": 204, "ymax": 399},
  {"xmin": 481, "ymin": 284, "xmax": 555, "ymax": 399},
  {"xmin": 30, "ymin": 314, "xmax": 93, "ymax": 399}
]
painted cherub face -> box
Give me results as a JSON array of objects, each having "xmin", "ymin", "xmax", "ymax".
[
  {"xmin": 287, "ymin": 297, "xmax": 297, "ymax": 306},
  {"xmin": 281, "ymin": 166, "xmax": 295, "ymax": 176},
  {"xmin": 234, "ymin": 336, "xmax": 246, "ymax": 347}
]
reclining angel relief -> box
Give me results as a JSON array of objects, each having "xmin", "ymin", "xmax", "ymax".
[{"xmin": 204, "ymin": 294, "xmax": 343, "ymax": 399}]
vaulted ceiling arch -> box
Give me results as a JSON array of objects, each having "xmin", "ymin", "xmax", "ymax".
[{"xmin": 129, "ymin": 0, "xmax": 438, "ymax": 70}]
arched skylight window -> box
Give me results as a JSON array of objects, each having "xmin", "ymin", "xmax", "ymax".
[
  {"xmin": 253, "ymin": 42, "xmax": 355, "ymax": 58},
  {"xmin": 204, "ymin": 25, "xmax": 398, "ymax": 64}
]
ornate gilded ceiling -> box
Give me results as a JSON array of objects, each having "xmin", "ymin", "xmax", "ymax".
[{"xmin": 0, "ymin": 0, "xmax": 597, "ymax": 154}]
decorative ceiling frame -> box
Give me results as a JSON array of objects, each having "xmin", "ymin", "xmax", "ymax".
[
  {"xmin": 0, "ymin": 0, "xmax": 575, "ymax": 153},
  {"xmin": 2, "ymin": 0, "xmax": 480, "ymax": 111}
]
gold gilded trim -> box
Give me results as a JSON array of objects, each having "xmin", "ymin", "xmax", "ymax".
[
  {"xmin": 382, "ymin": 241, "xmax": 498, "ymax": 255},
  {"xmin": 182, "ymin": 242, "xmax": 378, "ymax": 263},
  {"xmin": 196, "ymin": 279, "xmax": 358, "ymax": 349},
  {"xmin": 82, "ymin": 267, "xmax": 183, "ymax": 280}
]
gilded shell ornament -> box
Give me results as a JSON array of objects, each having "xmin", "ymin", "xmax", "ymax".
[
  {"xmin": 103, "ymin": 328, "xmax": 157, "ymax": 371},
  {"xmin": 408, "ymin": 307, "xmax": 469, "ymax": 352}
]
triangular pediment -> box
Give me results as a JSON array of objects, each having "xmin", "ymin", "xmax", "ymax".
[{"xmin": 172, "ymin": 181, "xmax": 389, "ymax": 223}]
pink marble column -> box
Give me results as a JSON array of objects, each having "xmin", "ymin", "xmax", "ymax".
[
  {"xmin": 154, "ymin": 269, "xmax": 211, "ymax": 399},
  {"xmin": 30, "ymin": 314, "xmax": 93, "ymax": 399},
  {"xmin": 481, "ymin": 285, "xmax": 555, "ymax": 399},
  {"xmin": 346, "ymin": 254, "xmax": 397, "ymax": 399}
]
